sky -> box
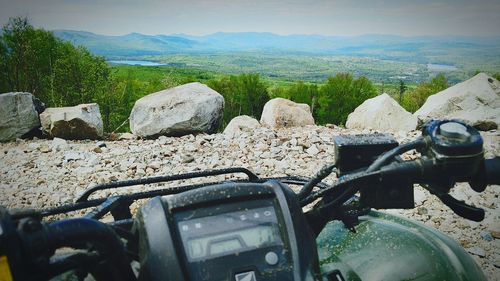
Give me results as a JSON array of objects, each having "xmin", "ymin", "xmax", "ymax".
[{"xmin": 1, "ymin": 0, "xmax": 499, "ymax": 37}]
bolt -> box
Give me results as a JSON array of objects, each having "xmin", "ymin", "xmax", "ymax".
[{"xmin": 23, "ymin": 219, "xmax": 41, "ymax": 233}]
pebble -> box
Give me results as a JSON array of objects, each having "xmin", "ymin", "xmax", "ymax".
[
  {"xmin": 306, "ymin": 144, "xmax": 320, "ymax": 156},
  {"xmin": 0, "ymin": 125, "xmax": 498, "ymax": 280},
  {"xmin": 467, "ymin": 246, "xmax": 486, "ymax": 257},
  {"xmin": 64, "ymin": 151, "xmax": 84, "ymax": 161},
  {"xmin": 181, "ymin": 154, "xmax": 195, "ymax": 163},
  {"xmin": 51, "ymin": 138, "xmax": 68, "ymax": 151},
  {"xmin": 480, "ymin": 231, "xmax": 494, "ymax": 242},
  {"xmin": 39, "ymin": 145, "xmax": 51, "ymax": 153},
  {"xmin": 147, "ymin": 161, "xmax": 161, "ymax": 170},
  {"xmin": 417, "ymin": 207, "xmax": 428, "ymax": 215},
  {"xmin": 27, "ymin": 143, "xmax": 41, "ymax": 151},
  {"xmin": 96, "ymin": 141, "xmax": 107, "ymax": 148},
  {"xmin": 490, "ymin": 230, "xmax": 500, "ymax": 239},
  {"xmin": 119, "ymin": 133, "xmax": 136, "ymax": 140},
  {"xmin": 158, "ymin": 135, "xmax": 168, "ymax": 145},
  {"xmin": 414, "ymin": 187, "xmax": 427, "ymax": 205}
]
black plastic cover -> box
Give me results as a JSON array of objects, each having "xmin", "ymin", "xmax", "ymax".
[
  {"xmin": 334, "ymin": 134, "xmax": 398, "ymax": 173},
  {"xmin": 135, "ymin": 181, "xmax": 320, "ymax": 281}
]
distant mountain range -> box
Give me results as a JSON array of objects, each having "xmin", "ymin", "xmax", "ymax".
[{"xmin": 53, "ymin": 30, "xmax": 500, "ymax": 59}]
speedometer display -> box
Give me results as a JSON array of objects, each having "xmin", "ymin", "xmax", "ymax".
[{"xmin": 177, "ymin": 206, "xmax": 282, "ymax": 261}]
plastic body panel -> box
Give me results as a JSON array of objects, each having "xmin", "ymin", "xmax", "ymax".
[{"xmin": 317, "ymin": 210, "xmax": 487, "ymax": 281}]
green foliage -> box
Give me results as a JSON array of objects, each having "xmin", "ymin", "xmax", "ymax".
[
  {"xmin": 207, "ymin": 74, "xmax": 270, "ymax": 128},
  {"xmin": 51, "ymin": 43, "xmax": 110, "ymax": 107},
  {"xmin": 401, "ymin": 74, "xmax": 449, "ymax": 113},
  {"xmin": 398, "ymin": 79, "xmax": 407, "ymax": 103},
  {"xmin": 317, "ymin": 73, "xmax": 377, "ymax": 125},
  {"xmin": 0, "ymin": 17, "xmax": 59, "ymax": 100},
  {"xmin": 270, "ymin": 81, "xmax": 319, "ymax": 118},
  {"xmin": 0, "ymin": 17, "xmax": 116, "ymax": 131}
]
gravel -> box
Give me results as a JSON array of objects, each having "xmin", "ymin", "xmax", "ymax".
[{"xmin": 0, "ymin": 125, "xmax": 498, "ymax": 280}]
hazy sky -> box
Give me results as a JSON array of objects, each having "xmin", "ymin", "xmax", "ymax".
[{"xmin": 1, "ymin": 0, "xmax": 499, "ymax": 37}]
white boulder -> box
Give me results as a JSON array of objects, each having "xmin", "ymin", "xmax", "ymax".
[
  {"xmin": 260, "ymin": 98, "xmax": 315, "ymax": 129},
  {"xmin": 0, "ymin": 92, "xmax": 41, "ymax": 142},
  {"xmin": 40, "ymin": 103, "xmax": 103, "ymax": 140},
  {"xmin": 223, "ymin": 115, "xmax": 261, "ymax": 136},
  {"xmin": 129, "ymin": 82, "xmax": 224, "ymax": 137},
  {"xmin": 346, "ymin": 93, "xmax": 417, "ymax": 132},
  {"xmin": 415, "ymin": 73, "xmax": 500, "ymax": 130}
]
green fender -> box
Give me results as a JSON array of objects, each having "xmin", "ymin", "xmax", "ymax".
[{"xmin": 316, "ymin": 211, "xmax": 486, "ymax": 281}]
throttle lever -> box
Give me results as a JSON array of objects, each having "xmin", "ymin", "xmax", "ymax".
[{"xmin": 430, "ymin": 190, "xmax": 485, "ymax": 222}]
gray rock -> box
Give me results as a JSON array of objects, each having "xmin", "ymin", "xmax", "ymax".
[
  {"xmin": 51, "ymin": 138, "xmax": 68, "ymax": 152},
  {"xmin": 490, "ymin": 230, "xmax": 500, "ymax": 239},
  {"xmin": 96, "ymin": 141, "xmax": 107, "ymax": 148},
  {"xmin": 147, "ymin": 161, "xmax": 161, "ymax": 170},
  {"xmin": 417, "ymin": 207, "xmax": 428, "ymax": 215},
  {"xmin": 40, "ymin": 103, "xmax": 103, "ymax": 140},
  {"xmin": 480, "ymin": 231, "xmax": 494, "ymax": 242},
  {"xmin": 346, "ymin": 93, "xmax": 417, "ymax": 132},
  {"xmin": 158, "ymin": 135, "xmax": 168, "ymax": 145},
  {"xmin": 260, "ymin": 98, "xmax": 315, "ymax": 128},
  {"xmin": 129, "ymin": 82, "xmax": 224, "ymax": 138},
  {"xmin": 118, "ymin": 133, "xmax": 136, "ymax": 140},
  {"xmin": 27, "ymin": 143, "xmax": 41, "ymax": 151},
  {"xmin": 0, "ymin": 92, "xmax": 41, "ymax": 142},
  {"xmin": 415, "ymin": 73, "xmax": 500, "ymax": 131},
  {"xmin": 86, "ymin": 155, "xmax": 100, "ymax": 167},
  {"xmin": 64, "ymin": 151, "xmax": 85, "ymax": 162},
  {"xmin": 223, "ymin": 115, "xmax": 261, "ymax": 136},
  {"xmin": 414, "ymin": 187, "xmax": 427, "ymax": 205},
  {"xmin": 306, "ymin": 144, "xmax": 320, "ymax": 156},
  {"xmin": 181, "ymin": 154, "xmax": 195, "ymax": 163},
  {"xmin": 467, "ymin": 246, "xmax": 486, "ymax": 257},
  {"xmin": 39, "ymin": 145, "xmax": 51, "ymax": 153}
]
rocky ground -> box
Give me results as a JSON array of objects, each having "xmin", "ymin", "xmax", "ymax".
[{"xmin": 0, "ymin": 126, "xmax": 498, "ymax": 280}]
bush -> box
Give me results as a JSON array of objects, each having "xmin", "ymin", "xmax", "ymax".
[
  {"xmin": 207, "ymin": 73, "xmax": 270, "ymax": 128},
  {"xmin": 317, "ymin": 73, "xmax": 377, "ymax": 125},
  {"xmin": 401, "ymin": 74, "xmax": 448, "ymax": 113}
]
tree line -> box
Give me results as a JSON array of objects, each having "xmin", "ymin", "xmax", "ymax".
[{"xmin": 1, "ymin": 17, "xmax": 476, "ymax": 134}]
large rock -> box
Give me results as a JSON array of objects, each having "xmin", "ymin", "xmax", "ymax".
[
  {"xmin": 0, "ymin": 92, "xmax": 41, "ymax": 142},
  {"xmin": 346, "ymin": 93, "xmax": 418, "ymax": 132},
  {"xmin": 223, "ymin": 115, "xmax": 261, "ymax": 136},
  {"xmin": 260, "ymin": 98, "xmax": 315, "ymax": 128},
  {"xmin": 40, "ymin": 103, "xmax": 103, "ymax": 140},
  {"xmin": 415, "ymin": 73, "xmax": 500, "ymax": 130},
  {"xmin": 130, "ymin": 82, "xmax": 224, "ymax": 137}
]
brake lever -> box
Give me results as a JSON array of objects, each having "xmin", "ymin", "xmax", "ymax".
[{"xmin": 424, "ymin": 184, "xmax": 485, "ymax": 222}]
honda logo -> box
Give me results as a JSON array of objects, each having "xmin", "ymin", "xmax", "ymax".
[{"xmin": 235, "ymin": 271, "xmax": 257, "ymax": 281}]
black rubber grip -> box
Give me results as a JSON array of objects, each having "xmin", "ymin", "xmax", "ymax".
[{"xmin": 485, "ymin": 157, "xmax": 500, "ymax": 185}]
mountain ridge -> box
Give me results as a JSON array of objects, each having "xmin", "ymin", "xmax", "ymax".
[{"xmin": 53, "ymin": 30, "xmax": 500, "ymax": 58}]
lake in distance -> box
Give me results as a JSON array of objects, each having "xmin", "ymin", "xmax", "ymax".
[{"xmin": 107, "ymin": 60, "xmax": 165, "ymax": 66}]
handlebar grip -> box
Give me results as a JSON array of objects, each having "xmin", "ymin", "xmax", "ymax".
[{"xmin": 485, "ymin": 157, "xmax": 500, "ymax": 185}]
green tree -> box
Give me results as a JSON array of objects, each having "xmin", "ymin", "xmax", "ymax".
[
  {"xmin": 401, "ymin": 74, "xmax": 449, "ymax": 113},
  {"xmin": 399, "ymin": 79, "xmax": 407, "ymax": 103},
  {"xmin": 52, "ymin": 43, "xmax": 110, "ymax": 106},
  {"xmin": 317, "ymin": 73, "xmax": 377, "ymax": 125},
  {"xmin": 208, "ymin": 73, "xmax": 270, "ymax": 128},
  {"xmin": 1, "ymin": 17, "xmax": 116, "ymax": 131},
  {"xmin": 493, "ymin": 73, "xmax": 500, "ymax": 81},
  {"xmin": 0, "ymin": 17, "xmax": 58, "ymax": 101}
]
